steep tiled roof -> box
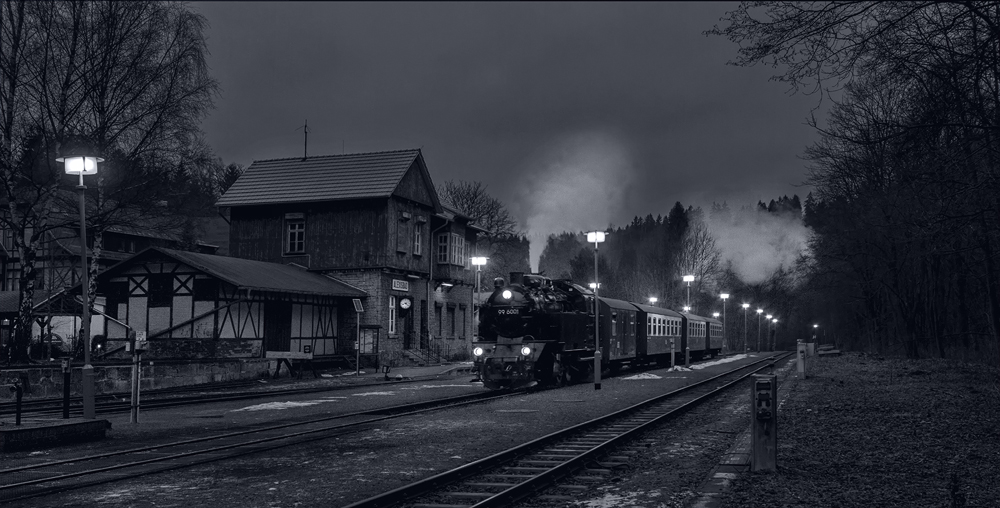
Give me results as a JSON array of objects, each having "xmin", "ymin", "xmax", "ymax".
[{"xmin": 216, "ymin": 149, "xmax": 423, "ymax": 207}]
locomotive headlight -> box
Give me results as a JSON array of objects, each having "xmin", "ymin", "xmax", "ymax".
[
  {"xmin": 473, "ymin": 347, "xmax": 484, "ymax": 357},
  {"xmin": 502, "ymin": 290, "xmax": 512, "ymax": 300},
  {"xmin": 520, "ymin": 346, "xmax": 531, "ymax": 356}
]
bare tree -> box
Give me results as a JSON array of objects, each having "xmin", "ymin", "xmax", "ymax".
[
  {"xmin": 437, "ymin": 180, "xmax": 527, "ymax": 282},
  {"xmin": 0, "ymin": 1, "xmax": 216, "ymax": 362}
]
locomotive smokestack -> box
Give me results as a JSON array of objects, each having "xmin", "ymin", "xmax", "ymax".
[{"xmin": 494, "ymin": 277, "xmax": 505, "ymax": 288}]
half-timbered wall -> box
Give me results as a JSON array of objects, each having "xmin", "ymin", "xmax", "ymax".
[{"xmin": 99, "ymin": 256, "xmax": 342, "ymax": 359}]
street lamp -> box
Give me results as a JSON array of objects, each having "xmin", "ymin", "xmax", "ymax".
[
  {"xmin": 682, "ymin": 306, "xmax": 691, "ymax": 313},
  {"xmin": 57, "ymin": 146, "xmax": 103, "ymax": 420},
  {"xmin": 766, "ymin": 314, "xmax": 773, "ymax": 351},
  {"xmin": 772, "ymin": 318, "xmax": 778, "ymax": 350},
  {"xmin": 741, "ymin": 303, "xmax": 750, "ymax": 354},
  {"xmin": 756, "ymin": 308, "xmax": 763, "ymax": 352},
  {"xmin": 683, "ymin": 274, "xmax": 695, "ymax": 310},
  {"xmin": 812, "ymin": 323, "xmax": 818, "ymax": 342},
  {"xmin": 471, "ymin": 257, "xmax": 487, "ymax": 339},
  {"xmin": 648, "ymin": 297, "xmax": 657, "ymax": 306},
  {"xmin": 713, "ymin": 312, "xmax": 720, "ymax": 318},
  {"xmin": 586, "ymin": 231, "xmax": 606, "ymax": 390},
  {"xmin": 720, "ymin": 293, "xmax": 730, "ymax": 352}
]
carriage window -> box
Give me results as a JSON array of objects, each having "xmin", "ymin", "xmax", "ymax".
[{"xmin": 611, "ymin": 312, "xmax": 617, "ymax": 336}]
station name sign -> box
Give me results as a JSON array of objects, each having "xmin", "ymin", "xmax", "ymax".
[{"xmin": 392, "ymin": 279, "xmax": 409, "ymax": 291}]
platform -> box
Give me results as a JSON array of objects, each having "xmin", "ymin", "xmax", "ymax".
[{"xmin": 0, "ymin": 418, "xmax": 111, "ymax": 453}]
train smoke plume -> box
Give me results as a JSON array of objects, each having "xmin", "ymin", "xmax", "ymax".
[
  {"xmin": 705, "ymin": 208, "xmax": 810, "ymax": 284},
  {"xmin": 520, "ymin": 131, "xmax": 637, "ymax": 271}
]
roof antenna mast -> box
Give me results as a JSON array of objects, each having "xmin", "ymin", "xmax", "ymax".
[{"xmin": 296, "ymin": 120, "xmax": 309, "ymax": 159}]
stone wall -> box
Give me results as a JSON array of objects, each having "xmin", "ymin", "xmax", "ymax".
[{"xmin": 0, "ymin": 359, "xmax": 272, "ymax": 401}]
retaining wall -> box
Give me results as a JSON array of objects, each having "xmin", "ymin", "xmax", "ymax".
[{"xmin": 0, "ymin": 359, "xmax": 272, "ymax": 401}]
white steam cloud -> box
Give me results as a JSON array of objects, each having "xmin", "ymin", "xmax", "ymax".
[
  {"xmin": 706, "ymin": 210, "xmax": 810, "ymax": 284},
  {"xmin": 522, "ymin": 131, "xmax": 637, "ymax": 271}
]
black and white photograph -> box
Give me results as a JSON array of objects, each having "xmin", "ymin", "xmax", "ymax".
[{"xmin": 0, "ymin": 2, "xmax": 998, "ymax": 507}]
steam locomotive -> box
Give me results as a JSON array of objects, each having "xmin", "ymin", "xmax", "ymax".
[{"xmin": 473, "ymin": 272, "xmax": 723, "ymax": 390}]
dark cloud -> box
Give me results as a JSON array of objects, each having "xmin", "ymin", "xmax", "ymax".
[{"xmin": 194, "ymin": 2, "xmax": 823, "ymax": 265}]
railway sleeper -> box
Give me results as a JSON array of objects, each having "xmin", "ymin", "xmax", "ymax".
[
  {"xmin": 464, "ymin": 482, "xmax": 519, "ymax": 488},
  {"xmin": 443, "ymin": 492, "xmax": 494, "ymax": 499},
  {"xmin": 518, "ymin": 460, "xmax": 565, "ymax": 466},
  {"xmin": 504, "ymin": 466, "xmax": 551, "ymax": 473}
]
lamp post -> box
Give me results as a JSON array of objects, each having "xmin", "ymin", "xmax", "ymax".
[
  {"xmin": 683, "ymin": 275, "xmax": 695, "ymax": 310},
  {"xmin": 741, "ymin": 303, "xmax": 750, "ymax": 354},
  {"xmin": 812, "ymin": 323, "xmax": 818, "ymax": 342},
  {"xmin": 586, "ymin": 231, "xmax": 606, "ymax": 390},
  {"xmin": 772, "ymin": 318, "xmax": 778, "ymax": 350},
  {"xmin": 471, "ymin": 257, "xmax": 487, "ymax": 340},
  {"xmin": 57, "ymin": 148, "xmax": 102, "ymax": 420},
  {"xmin": 765, "ymin": 314, "xmax": 773, "ymax": 351},
  {"xmin": 756, "ymin": 308, "xmax": 763, "ymax": 352},
  {"xmin": 720, "ymin": 293, "xmax": 729, "ymax": 352}
]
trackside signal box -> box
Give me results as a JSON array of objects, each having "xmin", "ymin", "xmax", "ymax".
[{"xmin": 751, "ymin": 374, "xmax": 777, "ymax": 472}]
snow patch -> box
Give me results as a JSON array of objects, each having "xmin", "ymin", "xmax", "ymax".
[
  {"xmin": 621, "ymin": 373, "xmax": 662, "ymax": 380},
  {"xmin": 401, "ymin": 384, "xmax": 479, "ymax": 390},
  {"xmin": 690, "ymin": 354, "xmax": 753, "ymax": 370},
  {"xmin": 231, "ymin": 400, "xmax": 340, "ymax": 411},
  {"xmin": 574, "ymin": 491, "xmax": 647, "ymax": 507},
  {"xmin": 666, "ymin": 366, "xmax": 691, "ymax": 372}
]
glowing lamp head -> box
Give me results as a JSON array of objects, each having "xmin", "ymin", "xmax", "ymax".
[
  {"xmin": 720, "ymin": 293, "xmax": 730, "ymax": 300},
  {"xmin": 57, "ymin": 155, "xmax": 102, "ymax": 176},
  {"xmin": 683, "ymin": 275, "xmax": 695, "ymax": 283},
  {"xmin": 773, "ymin": 318, "xmax": 778, "ymax": 323},
  {"xmin": 473, "ymin": 347, "xmax": 484, "ymax": 357},
  {"xmin": 683, "ymin": 306, "xmax": 691, "ymax": 313},
  {"xmin": 742, "ymin": 303, "xmax": 750, "ymax": 309},
  {"xmin": 586, "ymin": 231, "xmax": 606, "ymax": 243},
  {"xmin": 757, "ymin": 308, "xmax": 763, "ymax": 314},
  {"xmin": 501, "ymin": 290, "xmax": 512, "ymax": 300},
  {"xmin": 766, "ymin": 314, "xmax": 772, "ymax": 320},
  {"xmin": 813, "ymin": 324, "xmax": 818, "ymax": 328},
  {"xmin": 648, "ymin": 297, "xmax": 657, "ymax": 304},
  {"xmin": 520, "ymin": 346, "xmax": 531, "ymax": 356},
  {"xmin": 713, "ymin": 312, "xmax": 720, "ymax": 318},
  {"xmin": 471, "ymin": 256, "xmax": 488, "ymax": 266}
]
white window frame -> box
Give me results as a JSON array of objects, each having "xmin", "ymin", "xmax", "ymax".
[
  {"xmin": 285, "ymin": 218, "xmax": 305, "ymax": 254},
  {"xmin": 437, "ymin": 234, "xmax": 449, "ymax": 263},
  {"xmin": 389, "ymin": 295, "xmax": 397, "ymax": 334},
  {"xmin": 413, "ymin": 225, "xmax": 422, "ymax": 256}
]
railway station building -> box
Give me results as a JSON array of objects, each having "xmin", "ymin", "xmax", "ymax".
[{"xmin": 216, "ymin": 148, "xmax": 482, "ymax": 366}]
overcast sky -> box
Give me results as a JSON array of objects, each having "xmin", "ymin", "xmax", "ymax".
[{"xmin": 193, "ymin": 2, "xmax": 823, "ymax": 261}]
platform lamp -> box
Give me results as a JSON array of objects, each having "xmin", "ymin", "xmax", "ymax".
[
  {"xmin": 772, "ymin": 318, "xmax": 778, "ymax": 350},
  {"xmin": 741, "ymin": 303, "xmax": 750, "ymax": 354},
  {"xmin": 682, "ymin": 274, "xmax": 695, "ymax": 310},
  {"xmin": 57, "ymin": 142, "xmax": 103, "ymax": 420},
  {"xmin": 470, "ymin": 256, "xmax": 488, "ymax": 310},
  {"xmin": 756, "ymin": 308, "xmax": 764, "ymax": 352},
  {"xmin": 812, "ymin": 323, "xmax": 818, "ymax": 342},
  {"xmin": 586, "ymin": 231, "xmax": 606, "ymax": 390},
  {"xmin": 720, "ymin": 293, "xmax": 730, "ymax": 352},
  {"xmin": 765, "ymin": 314, "xmax": 773, "ymax": 351},
  {"xmin": 648, "ymin": 297, "xmax": 657, "ymax": 306}
]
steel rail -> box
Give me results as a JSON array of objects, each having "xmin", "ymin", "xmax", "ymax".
[
  {"xmin": 343, "ymin": 354, "xmax": 790, "ymax": 508},
  {"xmin": 0, "ymin": 389, "xmax": 522, "ymax": 502}
]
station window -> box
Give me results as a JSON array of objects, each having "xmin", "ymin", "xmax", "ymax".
[
  {"xmin": 285, "ymin": 214, "xmax": 305, "ymax": 254},
  {"xmin": 148, "ymin": 274, "xmax": 173, "ymax": 307},
  {"xmin": 437, "ymin": 234, "xmax": 449, "ymax": 263},
  {"xmin": 611, "ymin": 312, "xmax": 618, "ymax": 336},
  {"xmin": 413, "ymin": 225, "xmax": 422, "ymax": 256}
]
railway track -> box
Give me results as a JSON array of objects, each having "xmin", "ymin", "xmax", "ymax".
[
  {"xmin": 344, "ymin": 353, "xmax": 792, "ymax": 508},
  {"xmin": 0, "ymin": 371, "xmax": 459, "ymax": 418},
  {"xmin": 0, "ymin": 389, "xmax": 519, "ymax": 504}
]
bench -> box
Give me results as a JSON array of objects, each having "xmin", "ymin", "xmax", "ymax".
[{"xmin": 265, "ymin": 351, "xmax": 318, "ymax": 379}]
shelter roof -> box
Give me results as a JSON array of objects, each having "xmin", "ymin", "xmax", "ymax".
[
  {"xmin": 216, "ymin": 149, "xmax": 440, "ymax": 208},
  {"xmin": 116, "ymin": 248, "xmax": 368, "ymax": 298}
]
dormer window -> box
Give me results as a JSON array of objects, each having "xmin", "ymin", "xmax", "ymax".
[{"xmin": 285, "ymin": 213, "xmax": 305, "ymax": 254}]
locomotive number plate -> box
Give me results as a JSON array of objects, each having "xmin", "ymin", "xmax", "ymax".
[{"xmin": 497, "ymin": 308, "xmax": 521, "ymax": 315}]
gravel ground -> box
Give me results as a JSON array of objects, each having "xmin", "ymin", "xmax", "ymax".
[
  {"xmin": 721, "ymin": 354, "xmax": 1000, "ymax": 508},
  {"xmin": 10, "ymin": 354, "xmax": 766, "ymax": 508}
]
